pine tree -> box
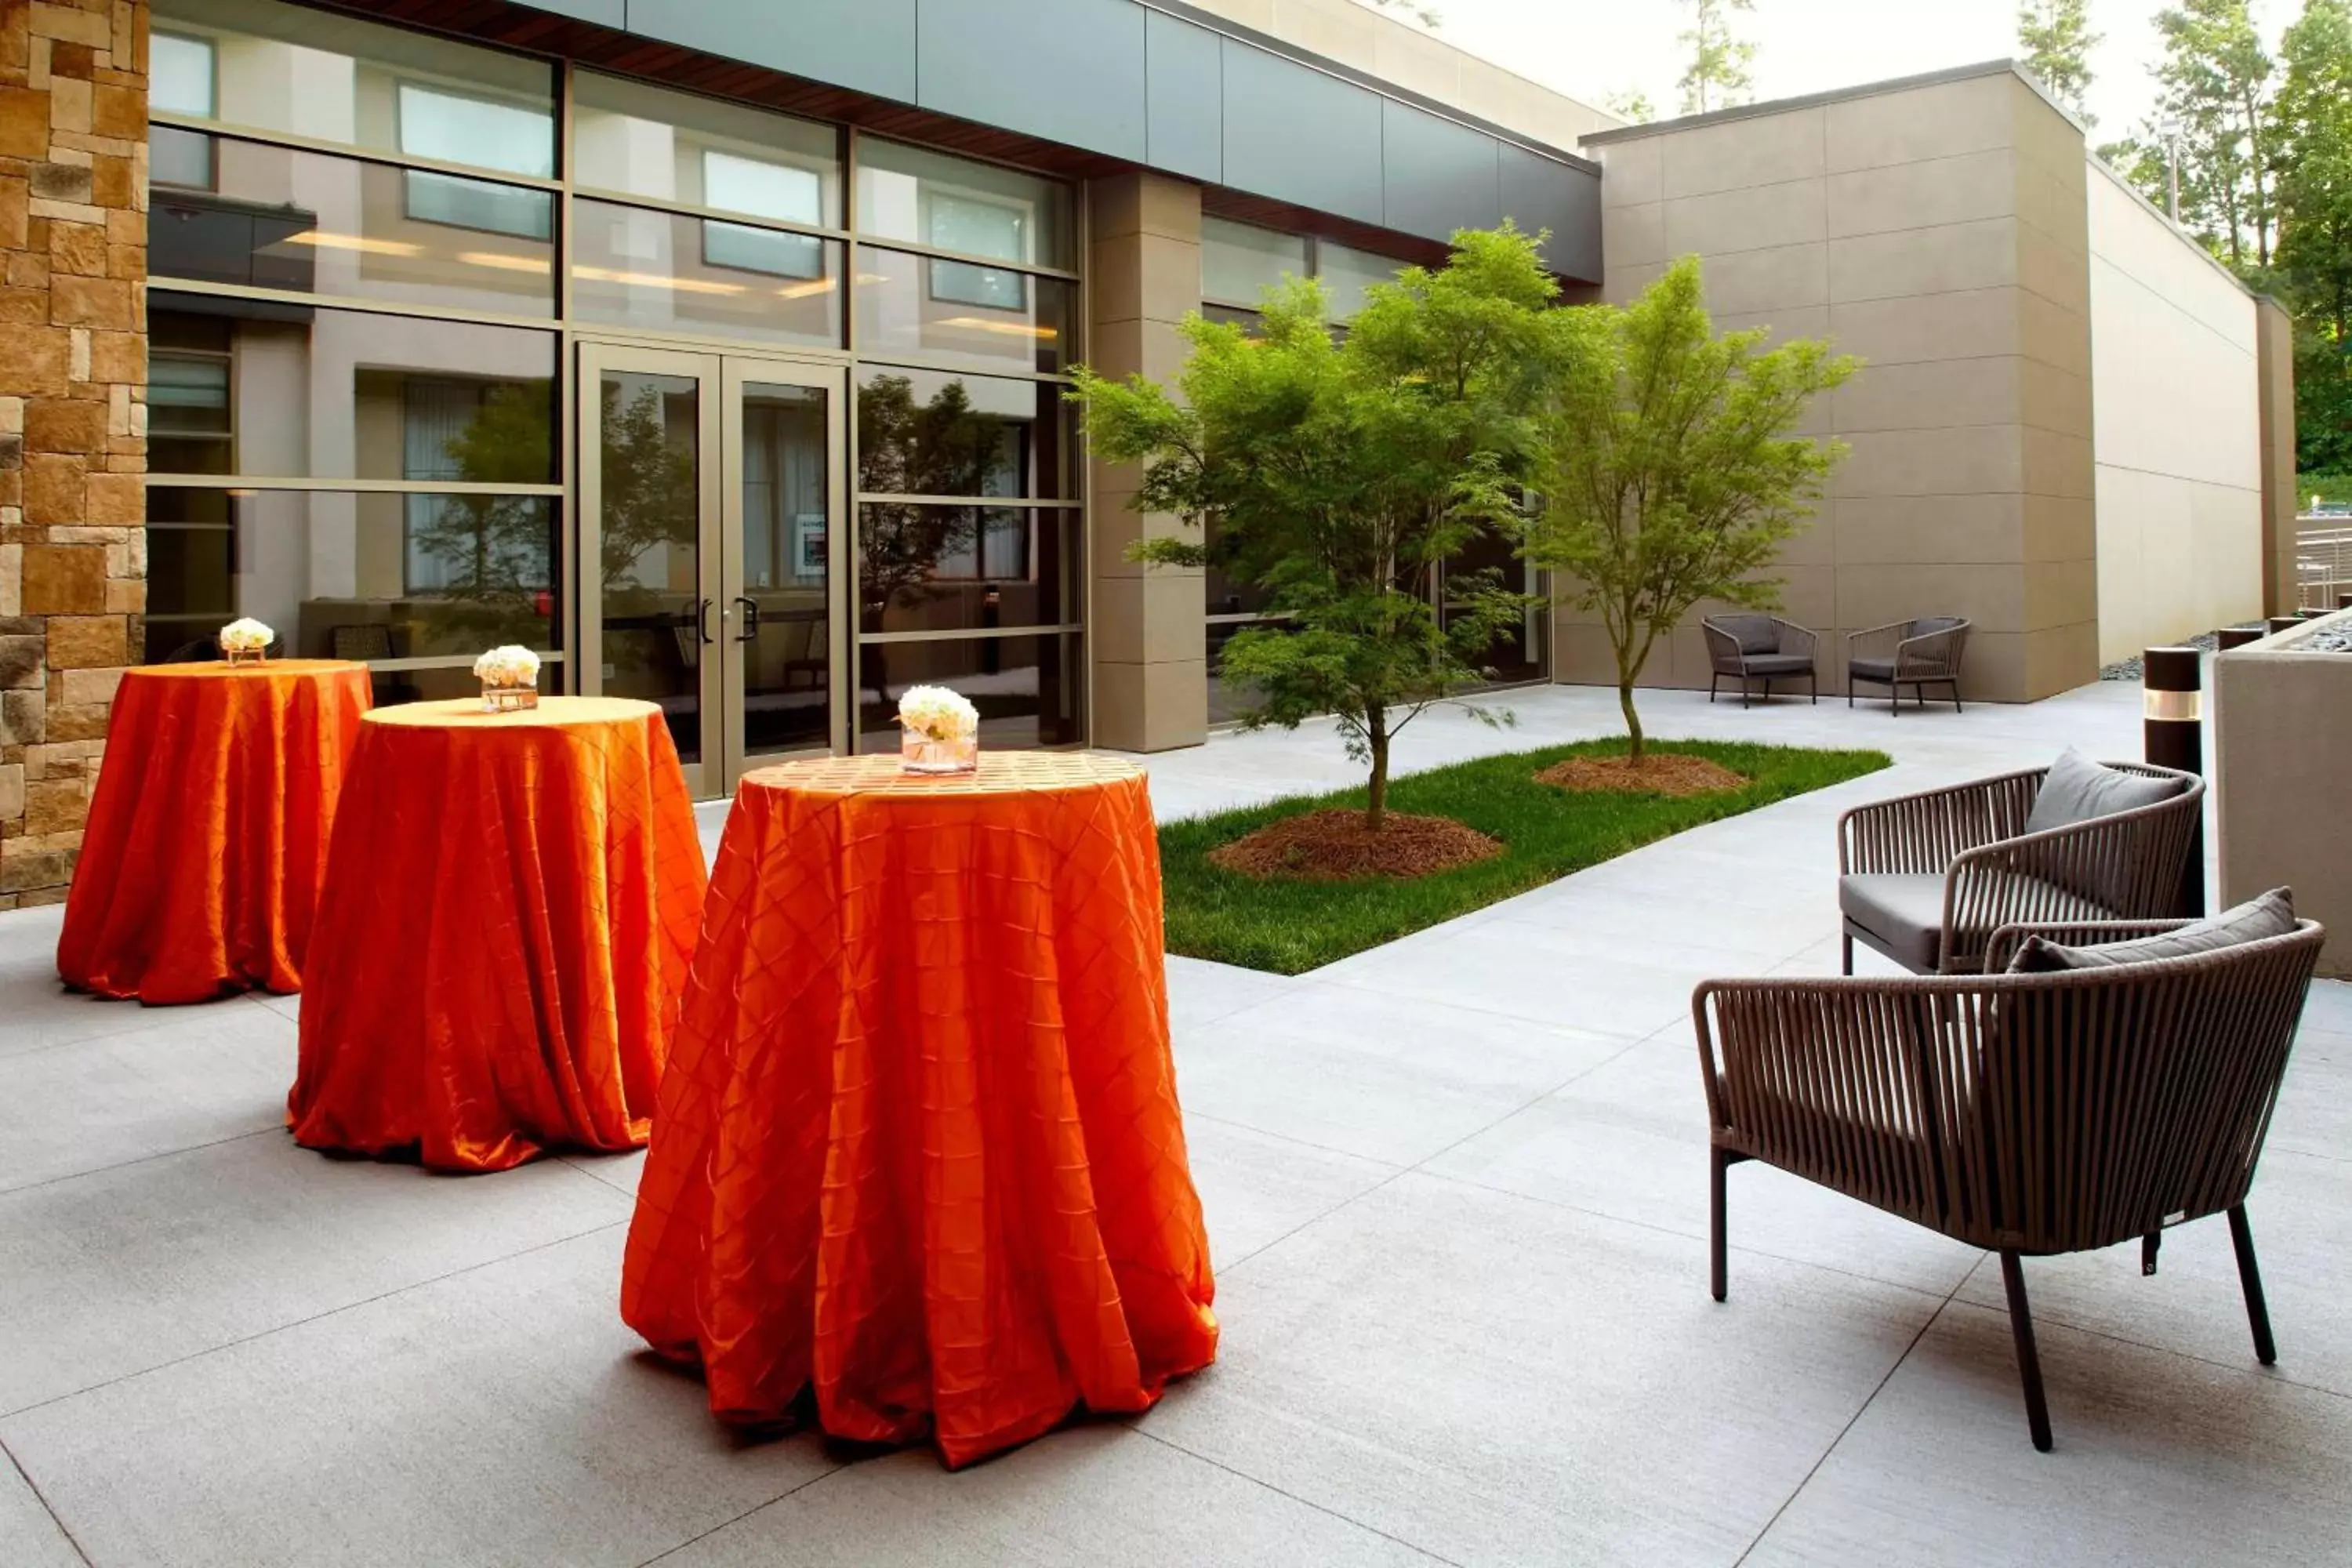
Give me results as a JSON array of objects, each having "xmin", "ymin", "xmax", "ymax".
[
  {"xmin": 1678, "ymin": 0, "xmax": 1757, "ymax": 115},
  {"xmin": 2018, "ymin": 0, "xmax": 2100, "ymax": 124},
  {"xmin": 2150, "ymin": 0, "xmax": 2278, "ymax": 269}
]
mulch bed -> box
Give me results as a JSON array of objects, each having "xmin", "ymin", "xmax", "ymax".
[
  {"xmin": 1536, "ymin": 752, "xmax": 1748, "ymax": 798},
  {"xmin": 1207, "ymin": 809, "xmax": 1504, "ymax": 882}
]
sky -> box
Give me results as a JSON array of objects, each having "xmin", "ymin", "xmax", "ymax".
[{"xmin": 1396, "ymin": 0, "xmax": 2299, "ymax": 141}]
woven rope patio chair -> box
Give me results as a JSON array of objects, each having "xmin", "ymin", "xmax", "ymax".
[
  {"xmin": 1702, "ymin": 614, "xmax": 1819, "ymax": 706},
  {"xmin": 1846, "ymin": 617, "xmax": 1970, "ymax": 713},
  {"xmin": 1695, "ymin": 913, "xmax": 2325, "ymax": 1451},
  {"xmin": 1838, "ymin": 759, "xmax": 2205, "ymax": 975}
]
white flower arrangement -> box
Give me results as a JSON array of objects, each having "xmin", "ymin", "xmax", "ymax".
[
  {"xmin": 473, "ymin": 645, "xmax": 541, "ymax": 689},
  {"xmin": 219, "ymin": 618, "xmax": 274, "ymax": 653},
  {"xmin": 895, "ymin": 684, "xmax": 979, "ymax": 742}
]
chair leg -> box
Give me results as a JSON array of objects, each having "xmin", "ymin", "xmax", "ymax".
[
  {"xmin": 2228, "ymin": 1205, "xmax": 2278, "ymax": 1366},
  {"xmin": 1809, "ymin": 670, "xmax": 1818, "ymax": 704},
  {"xmin": 1710, "ymin": 1146, "xmax": 1733, "ymax": 1302},
  {"xmin": 1949, "ymin": 679, "xmax": 1963, "ymax": 715},
  {"xmin": 1841, "ymin": 931, "xmax": 1854, "ymax": 975},
  {"xmin": 1709, "ymin": 672, "xmax": 1720, "ymax": 704},
  {"xmin": 2141, "ymin": 1230, "xmax": 2161, "ymax": 1276},
  {"xmin": 1743, "ymin": 675, "xmax": 1754, "ymax": 709},
  {"xmin": 1999, "ymin": 1250, "xmax": 2054, "ymax": 1453}
]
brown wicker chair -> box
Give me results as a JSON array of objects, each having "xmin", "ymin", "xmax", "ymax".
[
  {"xmin": 1695, "ymin": 916, "xmax": 2325, "ymax": 1451},
  {"xmin": 1838, "ymin": 762, "xmax": 2205, "ymax": 975},
  {"xmin": 1703, "ymin": 614, "xmax": 1818, "ymax": 706},
  {"xmin": 1846, "ymin": 617, "xmax": 1970, "ymax": 713}
]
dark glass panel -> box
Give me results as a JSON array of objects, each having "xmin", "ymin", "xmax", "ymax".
[
  {"xmin": 854, "ymin": 246, "xmax": 1072, "ymax": 374},
  {"xmin": 854, "ymin": 366, "xmax": 1069, "ymax": 500},
  {"xmin": 853, "ymin": 634, "xmax": 1083, "ymax": 752},
  {"xmin": 855, "ymin": 504, "xmax": 1076, "ymax": 634}
]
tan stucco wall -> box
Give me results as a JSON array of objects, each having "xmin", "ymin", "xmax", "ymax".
[
  {"xmin": 2087, "ymin": 161, "xmax": 2266, "ymax": 662},
  {"xmin": 2255, "ymin": 296, "xmax": 2300, "ymax": 616},
  {"xmin": 2216, "ymin": 610, "xmax": 2352, "ymax": 978},
  {"xmin": 1179, "ymin": 0, "xmax": 1617, "ymax": 150},
  {"xmin": 1565, "ymin": 67, "xmax": 2099, "ymax": 702}
]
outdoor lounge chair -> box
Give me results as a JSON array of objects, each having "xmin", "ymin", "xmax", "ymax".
[
  {"xmin": 1837, "ymin": 754, "xmax": 2204, "ymax": 975},
  {"xmin": 1703, "ymin": 613, "xmax": 1817, "ymax": 706},
  {"xmin": 1846, "ymin": 616, "xmax": 1970, "ymax": 713},
  {"xmin": 1694, "ymin": 902, "xmax": 2324, "ymax": 1451}
]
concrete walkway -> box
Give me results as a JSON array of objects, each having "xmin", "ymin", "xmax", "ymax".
[{"xmin": 3, "ymin": 681, "xmax": 2347, "ymax": 1566}]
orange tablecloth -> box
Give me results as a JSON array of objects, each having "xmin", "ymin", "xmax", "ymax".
[
  {"xmin": 620, "ymin": 752, "xmax": 1217, "ymax": 1468},
  {"xmin": 58, "ymin": 660, "xmax": 372, "ymax": 1004},
  {"xmin": 288, "ymin": 698, "xmax": 706, "ymax": 1172}
]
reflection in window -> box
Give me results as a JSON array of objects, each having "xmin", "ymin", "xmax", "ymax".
[
  {"xmin": 151, "ymin": 32, "xmax": 216, "ymax": 117},
  {"xmin": 151, "ymin": 125, "xmax": 216, "ymax": 191},
  {"xmin": 1201, "ymin": 217, "xmax": 1307, "ymax": 306},
  {"xmin": 146, "ymin": 300, "xmax": 557, "ymax": 485},
  {"xmin": 1317, "ymin": 240, "xmax": 1407, "ymax": 323},
  {"xmin": 854, "ymin": 247, "xmax": 1069, "ymax": 375},
  {"xmin": 854, "ymin": 137, "xmax": 1072, "ymax": 270},
  {"xmin": 145, "ymin": 486, "xmax": 560, "ymax": 664},
  {"xmin": 571, "ymin": 198, "xmax": 840, "ymax": 348},
  {"xmin": 572, "ymin": 70, "xmax": 841, "ymax": 227},
  {"xmin": 699, "ymin": 151, "xmax": 824, "ymax": 278},
  {"xmin": 855, "ymin": 505, "xmax": 1073, "ymax": 637},
  {"xmin": 742, "ymin": 387, "xmax": 828, "ymax": 591},
  {"xmin": 854, "ymin": 635, "xmax": 1083, "ymax": 752},
  {"xmin": 402, "ymin": 170, "xmax": 554, "ymax": 241},
  {"xmin": 396, "ymin": 82, "xmax": 555, "ymax": 180},
  {"xmin": 401, "ymin": 379, "xmax": 555, "ymax": 593},
  {"xmin": 855, "ymin": 368, "xmax": 1072, "ymax": 500}
]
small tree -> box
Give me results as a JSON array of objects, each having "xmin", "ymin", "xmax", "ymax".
[
  {"xmin": 1678, "ymin": 0, "xmax": 1758, "ymax": 114},
  {"xmin": 2018, "ymin": 0, "xmax": 2100, "ymax": 125},
  {"xmin": 1523, "ymin": 256, "xmax": 1857, "ymax": 763},
  {"xmin": 1070, "ymin": 227, "xmax": 1555, "ymax": 829}
]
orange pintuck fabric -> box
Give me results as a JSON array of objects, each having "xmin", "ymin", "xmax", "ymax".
[
  {"xmin": 289, "ymin": 698, "xmax": 706, "ymax": 1173},
  {"xmin": 58, "ymin": 661, "xmax": 372, "ymax": 1004},
  {"xmin": 621, "ymin": 752, "xmax": 1218, "ymax": 1468}
]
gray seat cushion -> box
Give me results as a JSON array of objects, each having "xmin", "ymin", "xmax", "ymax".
[
  {"xmin": 1737, "ymin": 652, "xmax": 1813, "ymax": 676},
  {"xmin": 2009, "ymin": 888, "xmax": 2297, "ymax": 972},
  {"xmin": 1849, "ymin": 657, "xmax": 1896, "ymax": 684},
  {"xmin": 1839, "ymin": 873, "xmax": 1952, "ymax": 970},
  {"xmin": 2024, "ymin": 747, "xmax": 2187, "ymax": 837},
  {"xmin": 1910, "ymin": 616, "xmax": 1966, "ymax": 638}
]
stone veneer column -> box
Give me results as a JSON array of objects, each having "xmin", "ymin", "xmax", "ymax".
[
  {"xmin": 0, "ymin": 0, "xmax": 147, "ymax": 909},
  {"xmin": 1083, "ymin": 170, "xmax": 1207, "ymax": 753}
]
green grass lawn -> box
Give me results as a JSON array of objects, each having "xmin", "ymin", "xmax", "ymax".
[{"xmin": 1160, "ymin": 738, "xmax": 1891, "ymax": 975}]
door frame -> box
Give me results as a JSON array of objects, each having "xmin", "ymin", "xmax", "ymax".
[{"xmin": 576, "ymin": 339, "xmax": 851, "ymax": 797}]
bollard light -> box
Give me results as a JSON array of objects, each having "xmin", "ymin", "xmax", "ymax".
[
  {"xmin": 2339, "ymin": 593, "xmax": 2352, "ymax": 611},
  {"xmin": 2215, "ymin": 626, "xmax": 2263, "ymax": 652},
  {"xmin": 2267, "ymin": 616, "xmax": 2303, "ymax": 637},
  {"xmin": 2143, "ymin": 646, "xmax": 2204, "ymax": 917}
]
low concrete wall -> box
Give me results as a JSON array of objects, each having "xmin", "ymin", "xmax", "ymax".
[{"xmin": 2214, "ymin": 607, "xmax": 2352, "ymax": 978}]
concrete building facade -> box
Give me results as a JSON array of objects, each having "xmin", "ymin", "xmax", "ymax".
[{"xmin": 0, "ymin": 4, "xmax": 2299, "ymax": 902}]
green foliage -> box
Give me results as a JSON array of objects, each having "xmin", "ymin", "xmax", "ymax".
[
  {"xmin": 1070, "ymin": 225, "xmax": 1559, "ymax": 829},
  {"xmin": 2276, "ymin": 0, "xmax": 2352, "ymax": 474},
  {"xmin": 1604, "ymin": 89, "xmax": 1658, "ymax": 125},
  {"xmin": 2018, "ymin": 0, "xmax": 2100, "ymax": 123},
  {"xmin": 1678, "ymin": 0, "xmax": 1757, "ymax": 115},
  {"xmin": 2143, "ymin": 0, "xmax": 2278, "ymax": 269},
  {"xmin": 1160, "ymin": 739, "xmax": 1891, "ymax": 974},
  {"xmin": 1522, "ymin": 256, "xmax": 1858, "ymax": 760},
  {"xmin": 402, "ymin": 384, "xmax": 557, "ymax": 648}
]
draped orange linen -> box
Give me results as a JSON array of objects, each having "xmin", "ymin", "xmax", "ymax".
[
  {"xmin": 621, "ymin": 752, "xmax": 1218, "ymax": 1469},
  {"xmin": 58, "ymin": 661, "xmax": 372, "ymax": 1004},
  {"xmin": 288, "ymin": 698, "xmax": 706, "ymax": 1173}
]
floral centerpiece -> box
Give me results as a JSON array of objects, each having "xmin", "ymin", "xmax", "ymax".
[
  {"xmin": 219, "ymin": 618, "xmax": 274, "ymax": 666},
  {"xmin": 474, "ymin": 645, "xmax": 541, "ymax": 713},
  {"xmin": 896, "ymin": 684, "xmax": 979, "ymax": 774}
]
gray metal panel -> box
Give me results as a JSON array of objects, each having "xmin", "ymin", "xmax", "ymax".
[
  {"xmin": 916, "ymin": 0, "xmax": 1147, "ymax": 161},
  {"xmin": 1219, "ymin": 40, "xmax": 1383, "ymax": 227},
  {"xmin": 1381, "ymin": 99, "xmax": 1501, "ymax": 242},
  {"xmin": 1501, "ymin": 143, "xmax": 1601, "ymax": 280},
  {"xmin": 624, "ymin": 0, "xmax": 918, "ymax": 102},
  {"xmin": 519, "ymin": 0, "xmax": 621, "ymax": 23},
  {"xmin": 1145, "ymin": 9, "xmax": 1221, "ymax": 184}
]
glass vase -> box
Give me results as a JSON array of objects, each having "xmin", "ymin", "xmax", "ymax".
[
  {"xmin": 481, "ymin": 683, "xmax": 539, "ymax": 714},
  {"xmin": 223, "ymin": 648, "xmax": 267, "ymax": 667},
  {"xmin": 901, "ymin": 731, "xmax": 978, "ymax": 775}
]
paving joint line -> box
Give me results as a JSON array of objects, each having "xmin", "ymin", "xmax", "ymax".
[
  {"xmin": 2, "ymin": 1433, "xmax": 93, "ymax": 1567},
  {"xmin": 1128, "ymin": 1425, "xmax": 1465, "ymax": 1566}
]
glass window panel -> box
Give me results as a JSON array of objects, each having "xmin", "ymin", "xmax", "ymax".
[
  {"xmin": 151, "ymin": 125, "xmax": 216, "ymax": 191},
  {"xmin": 854, "ymin": 246, "xmax": 1070, "ymax": 375},
  {"xmin": 572, "ymin": 70, "xmax": 841, "ymax": 227},
  {"xmin": 741, "ymin": 382, "xmax": 832, "ymax": 755},
  {"xmin": 701, "ymin": 222, "xmax": 822, "ymax": 281},
  {"xmin": 144, "ymin": 485, "xmax": 561, "ymax": 664},
  {"xmin": 151, "ymin": 0, "xmax": 554, "ymax": 180},
  {"xmin": 152, "ymin": 32, "xmax": 216, "ymax": 118},
  {"xmin": 855, "ymin": 367, "xmax": 1069, "ymax": 501},
  {"xmin": 364, "ymin": 659, "xmax": 557, "ymax": 709},
  {"xmin": 595, "ymin": 369, "xmax": 705, "ymax": 765},
  {"xmin": 401, "ymin": 169, "xmax": 552, "ymax": 241},
  {"xmin": 151, "ymin": 137, "xmax": 555, "ymax": 317},
  {"xmin": 147, "ymin": 298, "xmax": 557, "ymax": 483},
  {"xmin": 1317, "ymin": 240, "xmax": 1407, "ymax": 323},
  {"xmin": 853, "ymin": 138, "xmax": 1071, "ymax": 270},
  {"xmin": 855, "ymin": 504, "xmax": 1076, "ymax": 634},
  {"xmin": 854, "ymin": 634, "xmax": 1083, "ymax": 752},
  {"xmin": 572, "ymin": 198, "xmax": 842, "ymax": 349},
  {"xmin": 1202, "ymin": 217, "xmax": 1306, "ymax": 306}
]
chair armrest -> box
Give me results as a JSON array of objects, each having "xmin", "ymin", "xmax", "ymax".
[
  {"xmin": 1700, "ymin": 620, "xmax": 1745, "ymax": 673},
  {"xmin": 1846, "ymin": 621, "xmax": 1911, "ymax": 665},
  {"xmin": 1773, "ymin": 619, "xmax": 1817, "ymax": 659},
  {"xmin": 1941, "ymin": 779, "xmax": 2206, "ymax": 951},
  {"xmin": 1982, "ymin": 920, "xmax": 2199, "ymax": 973},
  {"xmin": 1837, "ymin": 768, "xmax": 2045, "ymax": 874},
  {"xmin": 1896, "ymin": 622, "xmax": 1969, "ymax": 679}
]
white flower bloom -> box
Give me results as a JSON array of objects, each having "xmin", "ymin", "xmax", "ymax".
[
  {"xmin": 895, "ymin": 684, "xmax": 979, "ymax": 742},
  {"xmin": 219, "ymin": 618, "xmax": 274, "ymax": 652},
  {"xmin": 474, "ymin": 644, "xmax": 542, "ymax": 688}
]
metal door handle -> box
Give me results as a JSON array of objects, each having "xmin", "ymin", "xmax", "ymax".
[
  {"xmin": 734, "ymin": 596, "xmax": 759, "ymax": 642},
  {"xmin": 696, "ymin": 597, "xmax": 716, "ymax": 645}
]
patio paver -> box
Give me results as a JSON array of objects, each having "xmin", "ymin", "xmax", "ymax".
[{"xmin": 2, "ymin": 679, "xmax": 2346, "ymax": 1566}]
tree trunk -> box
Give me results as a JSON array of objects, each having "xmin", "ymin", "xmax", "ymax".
[
  {"xmin": 1366, "ymin": 710, "xmax": 1391, "ymax": 833},
  {"xmin": 1620, "ymin": 678, "xmax": 1646, "ymax": 764}
]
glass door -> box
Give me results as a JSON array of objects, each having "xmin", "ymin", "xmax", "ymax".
[{"xmin": 579, "ymin": 342, "xmax": 845, "ymax": 797}]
